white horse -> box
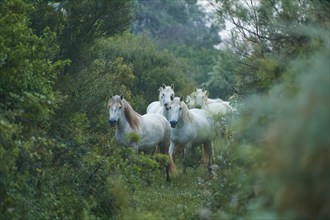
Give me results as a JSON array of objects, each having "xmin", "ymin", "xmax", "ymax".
[
  {"xmin": 190, "ymin": 88, "xmax": 235, "ymax": 115},
  {"xmin": 185, "ymin": 95, "xmax": 196, "ymax": 109},
  {"xmin": 189, "ymin": 88, "xmax": 227, "ymax": 107},
  {"xmin": 200, "ymin": 101, "xmax": 234, "ymax": 116},
  {"xmin": 108, "ymin": 95, "xmax": 175, "ymax": 182},
  {"xmin": 186, "ymin": 88, "xmax": 225, "ymax": 108},
  {"xmin": 146, "ymin": 84, "xmax": 175, "ymax": 114},
  {"xmin": 168, "ymin": 97, "xmax": 214, "ymax": 171}
]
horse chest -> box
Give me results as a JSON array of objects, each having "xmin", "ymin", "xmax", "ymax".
[
  {"xmin": 115, "ymin": 127, "xmax": 139, "ymax": 147},
  {"xmin": 115, "ymin": 131, "xmax": 129, "ymax": 146},
  {"xmin": 170, "ymin": 126, "xmax": 195, "ymax": 144}
]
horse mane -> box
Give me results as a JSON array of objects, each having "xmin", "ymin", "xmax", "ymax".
[
  {"xmin": 122, "ymin": 98, "xmax": 141, "ymax": 130},
  {"xmin": 173, "ymin": 97, "xmax": 192, "ymax": 123}
]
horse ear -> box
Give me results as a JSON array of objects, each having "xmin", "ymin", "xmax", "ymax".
[
  {"xmin": 120, "ymin": 95, "xmax": 124, "ymax": 100},
  {"xmin": 171, "ymin": 84, "xmax": 174, "ymax": 89},
  {"xmin": 162, "ymin": 83, "xmax": 166, "ymax": 89},
  {"xmin": 202, "ymin": 87, "xmax": 205, "ymax": 92}
]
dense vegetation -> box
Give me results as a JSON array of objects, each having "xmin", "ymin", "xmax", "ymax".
[{"xmin": 1, "ymin": 0, "xmax": 329, "ymax": 219}]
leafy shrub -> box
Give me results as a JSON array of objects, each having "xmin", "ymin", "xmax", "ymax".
[{"xmin": 208, "ymin": 28, "xmax": 329, "ymax": 219}]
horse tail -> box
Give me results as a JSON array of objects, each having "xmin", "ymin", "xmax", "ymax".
[
  {"xmin": 203, "ymin": 116, "xmax": 214, "ymax": 165},
  {"xmin": 168, "ymin": 154, "xmax": 176, "ymax": 175},
  {"xmin": 164, "ymin": 123, "xmax": 176, "ymax": 175},
  {"xmin": 203, "ymin": 144, "xmax": 210, "ymax": 164},
  {"xmin": 203, "ymin": 141, "xmax": 214, "ymax": 168},
  {"xmin": 159, "ymin": 118, "xmax": 176, "ymax": 177}
]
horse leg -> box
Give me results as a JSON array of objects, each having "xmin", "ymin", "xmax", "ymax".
[
  {"xmin": 160, "ymin": 140, "xmax": 177, "ymax": 183},
  {"xmin": 203, "ymin": 141, "xmax": 213, "ymax": 173},
  {"xmin": 191, "ymin": 145, "xmax": 202, "ymax": 168},
  {"xmin": 191, "ymin": 145, "xmax": 197, "ymax": 164},
  {"xmin": 183, "ymin": 143, "xmax": 192, "ymax": 172},
  {"xmin": 183, "ymin": 147, "xmax": 188, "ymax": 173},
  {"xmin": 204, "ymin": 141, "xmax": 213, "ymax": 176},
  {"xmin": 203, "ymin": 144, "xmax": 209, "ymax": 164}
]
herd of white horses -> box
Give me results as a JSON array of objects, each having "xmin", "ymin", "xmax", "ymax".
[{"xmin": 108, "ymin": 84, "xmax": 236, "ymax": 182}]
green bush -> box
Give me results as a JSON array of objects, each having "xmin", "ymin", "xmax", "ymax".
[{"xmin": 207, "ymin": 28, "xmax": 329, "ymax": 219}]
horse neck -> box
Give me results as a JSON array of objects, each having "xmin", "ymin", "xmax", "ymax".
[
  {"xmin": 178, "ymin": 104, "xmax": 193, "ymax": 126},
  {"xmin": 201, "ymin": 101, "xmax": 209, "ymax": 110},
  {"xmin": 158, "ymin": 93, "xmax": 164, "ymax": 106},
  {"xmin": 117, "ymin": 111, "xmax": 131, "ymax": 131},
  {"xmin": 122, "ymin": 100, "xmax": 141, "ymax": 130},
  {"xmin": 162, "ymin": 107, "xmax": 169, "ymax": 120}
]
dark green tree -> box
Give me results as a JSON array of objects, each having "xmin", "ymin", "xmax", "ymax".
[
  {"xmin": 31, "ymin": 0, "xmax": 134, "ymax": 69},
  {"xmin": 58, "ymin": 33, "xmax": 196, "ymax": 119},
  {"xmin": 0, "ymin": 0, "xmax": 67, "ymax": 218}
]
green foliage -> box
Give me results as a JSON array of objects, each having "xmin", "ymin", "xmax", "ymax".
[
  {"xmin": 69, "ymin": 33, "xmax": 196, "ymax": 113},
  {"xmin": 132, "ymin": 0, "xmax": 222, "ymax": 91},
  {"xmin": 57, "ymin": 55, "xmax": 134, "ymax": 131},
  {"xmin": 1, "ymin": 0, "xmax": 329, "ymax": 219},
  {"xmin": 125, "ymin": 132, "xmax": 141, "ymax": 145},
  {"xmin": 132, "ymin": 0, "xmax": 221, "ymax": 48},
  {"xmin": 207, "ymin": 28, "xmax": 330, "ymax": 219},
  {"xmin": 118, "ymin": 163, "xmax": 213, "ymax": 220},
  {"xmin": 206, "ymin": 48, "xmax": 238, "ymax": 98},
  {"xmin": 210, "ymin": 0, "xmax": 329, "ymax": 97},
  {"xmin": 0, "ymin": 1, "xmax": 67, "ymax": 218},
  {"xmin": 31, "ymin": 0, "xmax": 134, "ymax": 65}
]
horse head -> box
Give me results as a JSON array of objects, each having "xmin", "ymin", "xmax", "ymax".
[
  {"xmin": 159, "ymin": 84, "xmax": 175, "ymax": 110},
  {"xmin": 169, "ymin": 97, "xmax": 185, "ymax": 128},
  {"xmin": 194, "ymin": 88, "xmax": 208, "ymax": 108},
  {"xmin": 185, "ymin": 95, "xmax": 195, "ymax": 108},
  {"xmin": 108, "ymin": 95, "xmax": 123, "ymax": 126}
]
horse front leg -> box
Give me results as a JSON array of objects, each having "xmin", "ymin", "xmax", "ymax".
[
  {"xmin": 183, "ymin": 142, "xmax": 193, "ymax": 172},
  {"xmin": 191, "ymin": 145, "xmax": 197, "ymax": 163},
  {"xmin": 165, "ymin": 141, "xmax": 176, "ymax": 182}
]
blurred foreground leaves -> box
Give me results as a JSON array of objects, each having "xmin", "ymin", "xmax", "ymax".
[{"xmin": 208, "ymin": 28, "xmax": 329, "ymax": 219}]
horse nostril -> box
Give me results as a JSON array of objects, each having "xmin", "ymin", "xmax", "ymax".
[
  {"xmin": 109, "ymin": 119, "xmax": 117, "ymax": 126},
  {"xmin": 170, "ymin": 120, "xmax": 177, "ymax": 128}
]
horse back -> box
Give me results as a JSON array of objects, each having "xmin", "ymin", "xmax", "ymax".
[
  {"xmin": 170, "ymin": 109, "xmax": 214, "ymax": 146},
  {"xmin": 190, "ymin": 108, "xmax": 214, "ymax": 123},
  {"xmin": 146, "ymin": 101, "xmax": 162, "ymax": 114},
  {"xmin": 140, "ymin": 113, "xmax": 170, "ymax": 149}
]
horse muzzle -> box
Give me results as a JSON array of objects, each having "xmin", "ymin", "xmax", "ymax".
[
  {"xmin": 164, "ymin": 103, "xmax": 170, "ymax": 111},
  {"xmin": 109, "ymin": 119, "xmax": 117, "ymax": 126},
  {"xmin": 170, "ymin": 120, "xmax": 177, "ymax": 128}
]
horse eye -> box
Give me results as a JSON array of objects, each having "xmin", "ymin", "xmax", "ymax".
[
  {"xmin": 162, "ymin": 93, "xmax": 165, "ymax": 97},
  {"xmin": 119, "ymin": 106, "xmax": 122, "ymax": 109},
  {"xmin": 179, "ymin": 107, "xmax": 182, "ymax": 110}
]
